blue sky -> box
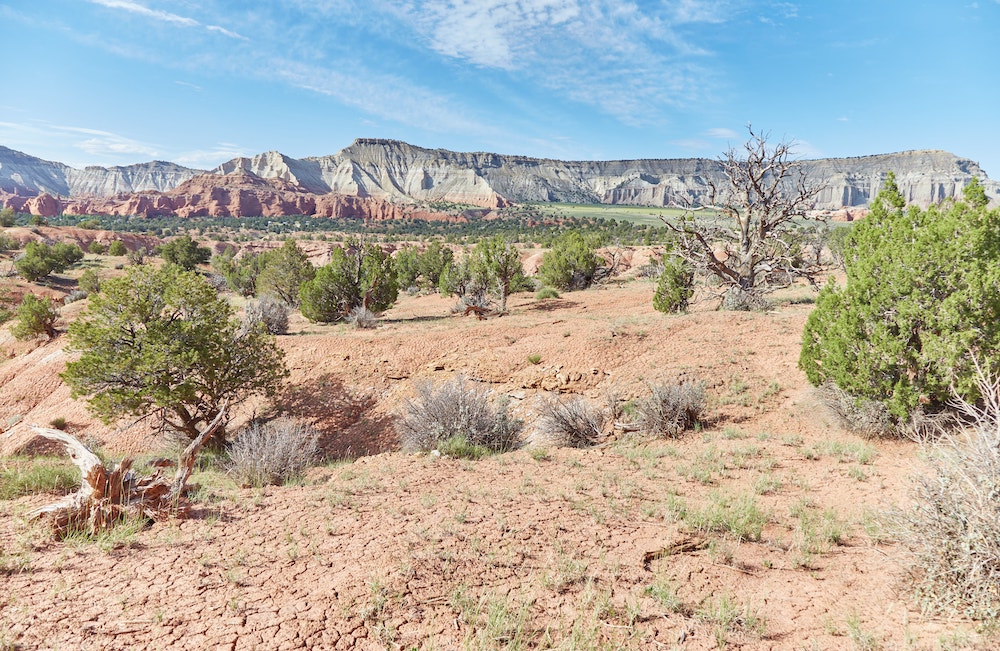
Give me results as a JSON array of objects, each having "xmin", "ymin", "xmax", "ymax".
[{"xmin": 1, "ymin": 1, "xmax": 998, "ymax": 177}]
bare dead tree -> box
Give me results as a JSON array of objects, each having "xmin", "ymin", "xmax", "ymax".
[
  {"xmin": 23, "ymin": 407, "xmax": 227, "ymax": 539},
  {"xmin": 664, "ymin": 126, "xmax": 825, "ymax": 309}
]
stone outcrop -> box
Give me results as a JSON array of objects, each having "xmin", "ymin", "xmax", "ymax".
[
  {"xmin": 4, "ymin": 170, "xmax": 445, "ymax": 221},
  {"xmin": 2, "ymin": 140, "xmax": 997, "ymax": 214},
  {"xmin": 0, "ymin": 146, "xmax": 201, "ymax": 197}
]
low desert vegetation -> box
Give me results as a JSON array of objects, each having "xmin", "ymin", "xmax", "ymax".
[
  {"xmin": 11, "ymin": 293, "xmax": 59, "ymax": 341},
  {"xmin": 243, "ymin": 294, "xmax": 290, "ymax": 335},
  {"xmin": 159, "ymin": 234, "xmax": 211, "ymax": 270},
  {"xmin": 299, "ymin": 242, "xmax": 398, "ymax": 322},
  {"xmin": 107, "ymin": 239, "xmax": 127, "ymax": 256},
  {"xmin": 0, "ymin": 457, "xmax": 80, "ymax": 500},
  {"xmin": 536, "ymin": 395, "xmax": 607, "ymax": 448},
  {"xmin": 61, "ymin": 264, "xmax": 289, "ymax": 443},
  {"xmin": 893, "ymin": 366, "xmax": 1000, "ymax": 620},
  {"xmin": 226, "ymin": 418, "xmax": 320, "ymax": 487},
  {"xmin": 15, "ymin": 241, "xmax": 84, "ymax": 282},
  {"xmin": 7, "ymin": 134, "xmax": 1000, "ymax": 647},
  {"xmin": 536, "ymin": 230, "xmax": 601, "ymax": 290},
  {"xmin": 652, "ymin": 256, "xmax": 695, "ymax": 314},
  {"xmin": 801, "ymin": 176, "xmax": 1000, "ymax": 432},
  {"xmin": 634, "ymin": 381, "xmax": 706, "ymax": 437},
  {"xmin": 395, "ymin": 375, "xmax": 523, "ymax": 456}
]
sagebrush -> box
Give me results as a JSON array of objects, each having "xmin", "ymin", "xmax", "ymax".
[
  {"xmin": 244, "ymin": 295, "xmax": 289, "ymax": 335},
  {"xmin": 396, "ymin": 376, "xmax": 523, "ymax": 454},
  {"xmin": 894, "ymin": 364, "xmax": 1000, "ymax": 620},
  {"xmin": 635, "ymin": 382, "xmax": 705, "ymax": 437},
  {"xmin": 536, "ymin": 395, "xmax": 605, "ymax": 448},
  {"xmin": 227, "ymin": 418, "xmax": 319, "ymax": 487}
]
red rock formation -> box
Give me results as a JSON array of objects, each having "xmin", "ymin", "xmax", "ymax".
[
  {"xmin": 24, "ymin": 193, "xmax": 61, "ymax": 217},
  {"xmin": 3, "ymin": 172, "xmax": 462, "ymax": 221}
]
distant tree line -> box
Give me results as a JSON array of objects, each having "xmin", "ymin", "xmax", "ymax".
[{"xmin": 44, "ymin": 211, "xmax": 674, "ymax": 246}]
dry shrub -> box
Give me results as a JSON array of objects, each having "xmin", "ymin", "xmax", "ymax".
[
  {"xmin": 636, "ymin": 382, "xmax": 705, "ymax": 437},
  {"xmin": 205, "ymin": 273, "xmax": 229, "ymax": 292},
  {"xmin": 721, "ymin": 287, "xmax": 771, "ymax": 312},
  {"xmin": 536, "ymin": 395, "xmax": 606, "ymax": 448},
  {"xmin": 346, "ymin": 305, "xmax": 377, "ymax": 329},
  {"xmin": 814, "ymin": 382, "xmax": 895, "ymax": 438},
  {"xmin": 815, "ymin": 382, "xmax": 956, "ymax": 440},
  {"xmin": 63, "ymin": 290, "xmax": 88, "ymax": 305},
  {"xmin": 396, "ymin": 376, "xmax": 523, "ymax": 455},
  {"xmin": 226, "ymin": 418, "xmax": 319, "ymax": 487},
  {"xmin": 895, "ymin": 364, "xmax": 1000, "ymax": 620},
  {"xmin": 244, "ymin": 295, "xmax": 289, "ymax": 335}
]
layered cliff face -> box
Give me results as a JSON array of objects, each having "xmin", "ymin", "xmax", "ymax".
[
  {"xmin": 14, "ymin": 171, "xmax": 430, "ymax": 220},
  {"xmin": 316, "ymin": 140, "xmax": 998, "ymax": 210},
  {"xmin": 0, "ymin": 146, "xmax": 202, "ymax": 197},
  {"xmin": 2, "ymin": 140, "xmax": 997, "ymax": 215}
]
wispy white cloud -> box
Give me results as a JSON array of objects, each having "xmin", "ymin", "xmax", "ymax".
[
  {"xmin": 667, "ymin": 0, "xmax": 734, "ymax": 24},
  {"xmin": 51, "ymin": 125, "xmax": 160, "ymax": 159},
  {"xmin": 271, "ymin": 59, "xmax": 492, "ymax": 136},
  {"xmin": 174, "ymin": 144, "xmax": 247, "ymax": 168},
  {"xmin": 0, "ymin": 119, "xmax": 160, "ymax": 165},
  {"xmin": 385, "ymin": 0, "xmax": 735, "ymax": 125},
  {"xmin": 707, "ymin": 127, "xmax": 739, "ymax": 139},
  {"xmin": 88, "ymin": 0, "xmax": 248, "ymax": 40},
  {"xmin": 671, "ymin": 138, "xmax": 712, "ymax": 150},
  {"xmin": 174, "ymin": 80, "xmax": 203, "ymax": 92}
]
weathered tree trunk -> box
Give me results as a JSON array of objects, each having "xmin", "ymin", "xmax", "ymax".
[{"xmin": 27, "ymin": 408, "xmax": 227, "ymax": 539}]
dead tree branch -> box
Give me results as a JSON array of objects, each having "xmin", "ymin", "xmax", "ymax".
[{"xmin": 26, "ymin": 406, "xmax": 227, "ymax": 539}]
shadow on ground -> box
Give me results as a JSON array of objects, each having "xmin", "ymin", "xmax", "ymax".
[
  {"xmin": 527, "ymin": 299, "xmax": 580, "ymax": 312},
  {"xmin": 278, "ymin": 373, "xmax": 396, "ymax": 460}
]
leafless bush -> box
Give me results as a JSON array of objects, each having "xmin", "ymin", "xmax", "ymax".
[
  {"xmin": 635, "ymin": 261, "xmax": 665, "ymax": 279},
  {"xmin": 346, "ymin": 306, "xmax": 377, "ymax": 329},
  {"xmin": 814, "ymin": 382, "xmax": 895, "ymax": 438},
  {"xmin": 396, "ymin": 376, "xmax": 523, "ymax": 454},
  {"xmin": 63, "ymin": 290, "xmax": 88, "ymax": 305},
  {"xmin": 813, "ymin": 382, "xmax": 956, "ymax": 440},
  {"xmin": 226, "ymin": 418, "xmax": 319, "ymax": 487},
  {"xmin": 206, "ymin": 273, "xmax": 229, "ymax": 292},
  {"xmin": 720, "ymin": 287, "xmax": 771, "ymax": 312},
  {"xmin": 244, "ymin": 295, "xmax": 289, "ymax": 335},
  {"xmin": 635, "ymin": 382, "xmax": 705, "ymax": 437},
  {"xmin": 536, "ymin": 395, "xmax": 606, "ymax": 448},
  {"xmin": 451, "ymin": 293, "xmax": 491, "ymax": 314},
  {"xmin": 126, "ymin": 248, "xmax": 147, "ymax": 266},
  {"xmin": 893, "ymin": 362, "xmax": 1000, "ymax": 620}
]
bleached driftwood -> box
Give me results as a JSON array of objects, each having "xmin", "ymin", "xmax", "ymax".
[{"xmin": 26, "ymin": 408, "xmax": 227, "ymax": 538}]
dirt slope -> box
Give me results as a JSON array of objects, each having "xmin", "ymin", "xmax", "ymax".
[{"xmin": 0, "ymin": 280, "xmax": 987, "ymax": 649}]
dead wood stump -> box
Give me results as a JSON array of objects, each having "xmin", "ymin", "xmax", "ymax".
[{"xmin": 24, "ymin": 409, "xmax": 227, "ymax": 539}]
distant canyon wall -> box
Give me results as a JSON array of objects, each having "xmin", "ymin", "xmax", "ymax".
[
  {"xmin": 2, "ymin": 140, "xmax": 997, "ymax": 219},
  {"xmin": 0, "ymin": 170, "xmax": 444, "ymax": 221}
]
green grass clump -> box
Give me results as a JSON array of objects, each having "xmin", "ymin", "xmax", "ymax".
[
  {"xmin": 535, "ymin": 286, "xmax": 560, "ymax": 300},
  {"xmin": 437, "ymin": 435, "xmax": 492, "ymax": 460},
  {"xmin": 0, "ymin": 458, "xmax": 79, "ymax": 500},
  {"xmin": 684, "ymin": 492, "xmax": 769, "ymax": 542}
]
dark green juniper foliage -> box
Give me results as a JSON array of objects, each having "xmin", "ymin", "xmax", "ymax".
[
  {"xmin": 537, "ymin": 231, "xmax": 601, "ymax": 290},
  {"xmin": 653, "ymin": 256, "xmax": 695, "ymax": 314},
  {"xmin": 159, "ymin": 234, "xmax": 211, "ymax": 270},
  {"xmin": 300, "ymin": 242, "xmax": 399, "ymax": 322},
  {"xmin": 800, "ymin": 174, "xmax": 1000, "ymax": 422},
  {"xmin": 62, "ymin": 265, "xmax": 288, "ymax": 442}
]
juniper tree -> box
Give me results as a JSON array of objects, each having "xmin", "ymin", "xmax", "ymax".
[{"xmin": 62, "ymin": 265, "xmax": 288, "ymax": 442}]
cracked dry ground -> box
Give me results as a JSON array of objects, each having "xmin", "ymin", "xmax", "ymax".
[{"xmin": 0, "ymin": 283, "xmax": 988, "ymax": 650}]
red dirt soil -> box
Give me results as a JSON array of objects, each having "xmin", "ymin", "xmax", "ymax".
[{"xmin": 0, "ymin": 266, "xmax": 987, "ymax": 649}]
